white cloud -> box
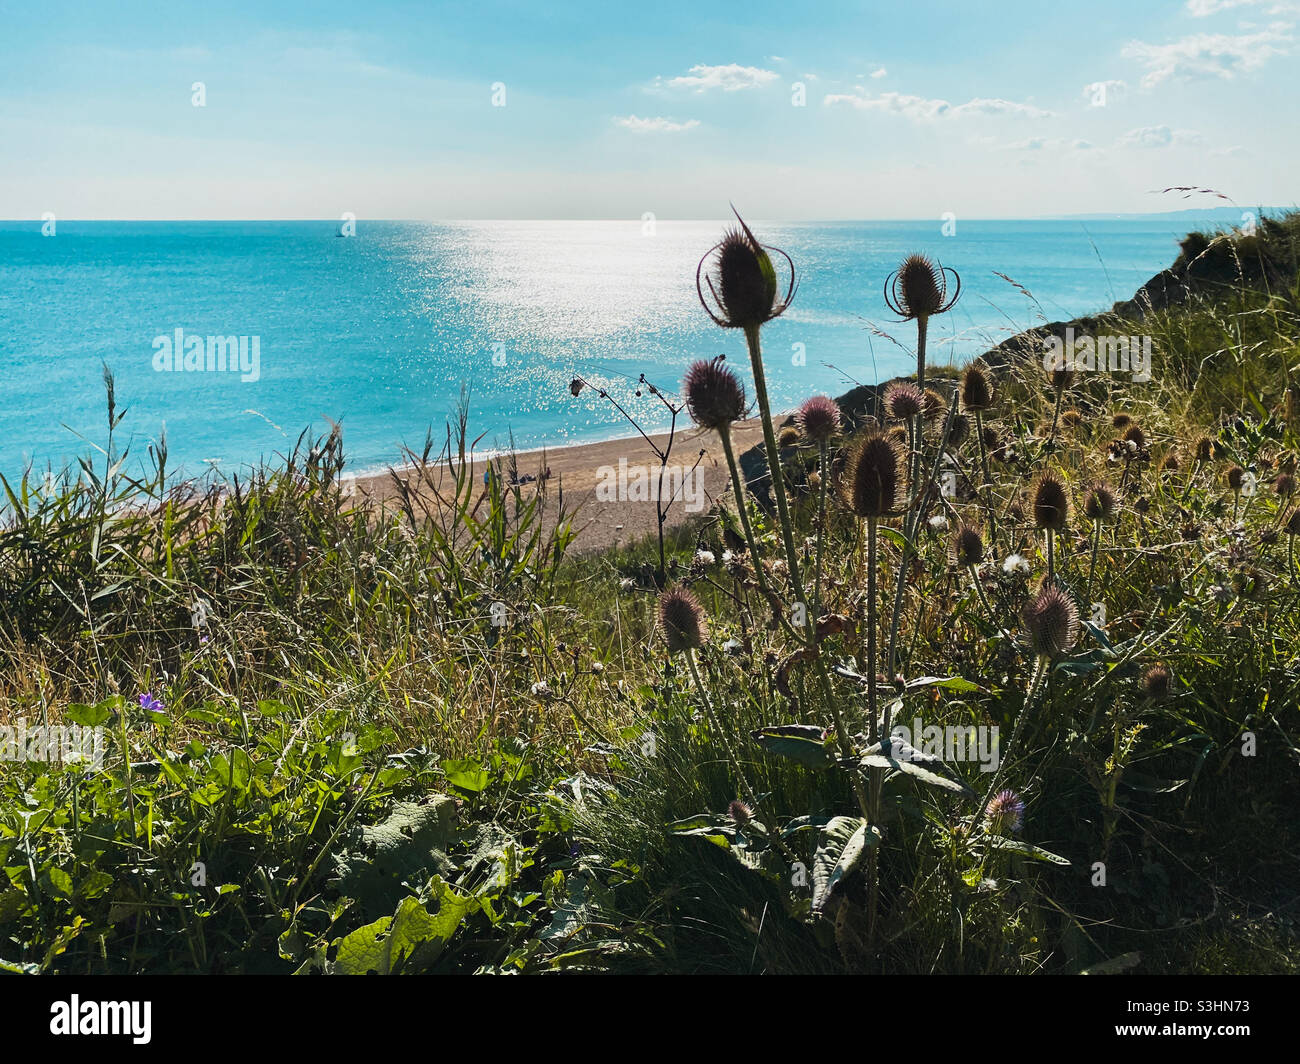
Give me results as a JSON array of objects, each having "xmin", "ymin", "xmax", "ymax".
[
  {"xmin": 613, "ymin": 115, "xmax": 700, "ymax": 133},
  {"xmin": 1082, "ymin": 79, "xmax": 1126, "ymax": 101},
  {"xmin": 1122, "ymin": 24, "xmax": 1293, "ymax": 86},
  {"xmin": 1186, "ymin": 0, "xmax": 1299, "ymax": 16},
  {"xmin": 870, "ymin": 67, "xmax": 887, "ymax": 78},
  {"xmin": 823, "ymin": 91, "xmax": 1053, "ymax": 120},
  {"xmin": 1116, "ymin": 125, "xmax": 1203, "ymax": 148},
  {"xmin": 659, "ymin": 63, "xmax": 779, "ymax": 92}
]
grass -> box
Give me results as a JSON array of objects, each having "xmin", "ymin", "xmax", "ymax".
[{"xmin": 1, "ymin": 213, "xmax": 1298, "ymax": 974}]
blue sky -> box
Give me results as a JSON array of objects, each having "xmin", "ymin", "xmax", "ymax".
[{"xmin": 2, "ymin": 0, "xmax": 1295, "ymax": 218}]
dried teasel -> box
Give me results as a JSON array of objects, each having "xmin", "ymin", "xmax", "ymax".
[
  {"xmin": 1032, "ymin": 473, "xmax": 1069, "ymax": 531},
  {"xmin": 843, "ymin": 432, "xmax": 902, "ymax": 519},
  {"xmin": 795, "ymin": 395, "xmax": 841, "ymax": 444},
  {"xmin": 884, "ymin": 381, "xmax": 925, "ymax": 420},
  {"xmin": 952, "ymin": 524, "xmax": 985, "ymax": 567},
  {"xmin": 1021, "ymin": 584, "xmax": 1080, "ymax": 657},
  {"xmin": 884, "ymin": 253, "xmax": 961, "ymax": 320},
  {"xmin": 659, "ymin": 586, "xmax": 708, "ymax": 653},
  {"xmin": 960, "ymin": 364, "xmax": 995, "ymax": 412},
  {"xmin": 1082, "ymin": 482, "xmax": 1117, "ymax": 522}
]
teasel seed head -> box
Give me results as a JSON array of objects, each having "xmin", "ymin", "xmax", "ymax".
[
  {"xmin": 1285, "ymin": 509, "xmax": 1300, "ymax": 536},
  {"xmin": 1111, "ymin": 412, "xmax": 1133, "ymax": 430},
  {"xmin": 947, "ymin": 412, "xmax": 971, "ymax": 447},
  {"xmin": 1226, "ymin": 465, "xmax": 1246, "ymax": 491},
  {"xmin": 659, "ymin": 586, "xmax": 708, "ymax": 654},
  {"xmin": 1274, "ymin": 473, "xmax": 1296, "ymax": 498},
  {"xmin": 728, "ymin": 799, "xmax": 753, "ymax": 826},
  {"xmin": 1032, "ymin": 472, "xmax": 1069, "ymax": 531},
  {"xmin": 1194, "ymin": 435, "xmax": 1216, "ymax": 462},
  {"xmin": 923, "ymin": 387, "xmax": 945, "ymax": 422},
  {"xmin": 1140, "ymin": 664, "xmax": 1171, "ymax": 701},
  {"xmin": 683, "ymin": 355, "xmax": 747, "ymax": 430},
  {"xmin": 884, "ymin": 381, "xmax": 925, "ymax": 420},
  {"xmin": 1062, "ymin": 409, "xmax": 1083, "ymax": 429},
  {"xmin": 1021, "ymin": 584, "xmax": 1080, "ymax": 657},
  {"xmin": 697, "ymin": 209, "xmax": 795, "ymax": 330},
  {"xmin": 1162, "ymin": 451, "xmax": 1182, "ymax": 472},
  {"xmin": 884, "ymin": 253, "xmax": 961, "ymax": 320},
  {"xmin": 795, "ymin": 395, "xmax": 841, "ymax": 444},
  {"xmin": 1123, "ymin": 424, "xmax": 1146, "ymax": 449},
  {"xmin": 953, "ymin": 524, "xmax": 985, "ymax": 567},
  {"xmin": 1083, "ymin": 482, "xmax": 1118, "ymax": 522},
  {"xmin": 844, "ymin": 432, "xmax": 902, "ymax": 519},
  {"xmin": 960, "ymin": 364, "xmax": 995, "ymax": 412}
]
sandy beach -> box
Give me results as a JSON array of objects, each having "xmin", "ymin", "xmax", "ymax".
[{"xmin": 347, "ymin": 419, "xmax": 768, "ymax": 553}]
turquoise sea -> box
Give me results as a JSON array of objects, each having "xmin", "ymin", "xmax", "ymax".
[{"xmin": 0, "ymin": 218, "xmax": 1207, "ymax": 481}]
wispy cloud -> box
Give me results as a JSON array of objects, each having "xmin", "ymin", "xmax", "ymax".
[
  {"xmin": 824, "ymin": 91, "xmax": 1053, "ymax": 119},
  {"xmin": 870, "ymin": 67, "xmax": 888, "ymax": 79},
  {"xmin": 1122, "ymin": 24, "xmax": 1293, "ymax": 86},
  {"xmin": 1116, "ymin": 125, "xmax": 1203, "ymax": 148},
  {"xmin": 657, "ymin": 63, "xmax": 779, "ymax": 92},
  {"xmin": 1185, "ymin": 0, "xmax": 1299, "ymax": 16},
  {"xmin": 613, "ymin": 114, "xmax": 700, "ymax": 132}
]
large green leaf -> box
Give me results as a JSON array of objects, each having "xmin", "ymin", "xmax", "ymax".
[
  {"xmin": 985, "ymin": 837, "xmax": 1071, "ymax": 865},
  {"xmin": 751, "ymin": 725, "xmax": 834, "ymax": 768},
  {"xmin": 857, "ymin": 740, "xmax": 975, "ymax": 797},
  {"xmin": 330, "ymin": 886, "xmax": 476, "ymax": 975},
  {"xmin": 812, "ymin": 816, "xmax": 878, "ymax": 912}
]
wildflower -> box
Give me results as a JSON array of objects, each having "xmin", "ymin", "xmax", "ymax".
[
  {"xmin": 884, "ymin": 253, "xmax": 960, "ymax": 321},
  {"xmin": 728, "ymin": 799, "xmax": 753, "ymax": 826},
  {"xmin": 683, "ymin": 356, "xmax": 747, "ymax": 430},
  {"xmin": 619, "ymin": 577, "xmax": 634, "ymax": 592},
  {"xmin": 796, "ymin": 395, "xmax": 840, "ymax": 444},
  {"xmin": 693, "ymin": 549, "xmax": 716, "ymax": 567},
  {"xmin": 591, "ymin": 661, "xmax": 605, "ymax": 674},
  {"xmin": 1083, "ymin": 482, "xmax": 1117, "ymax": 522},
  {"xmin": 659, "ymin": 586, "xmax": 708, "ymax": 654},
  {"xmin": 696, "ymin": 210, "xmax": 795, "ymax": 330},
  {"xmin": 985, "ymin": 789, "xmax": 1025, "ymax": 835},
  {"xmin": 843, "ymin": 432, "xmax": 902, "ymax": 519},
  {"xmin": 953, "ymin": 525, "xmax": 985, "ymax": 567},
  {"xmin": 1140, "ymin": 664, "xmax": 1171, "ymax": 701},
  {"xmin": 530, "ymin": 681, "xmax": 552, "ymax": 698},
  {"xmin": 1032, "ymin": 473, "xmax": 1069, "ymax": 531},
  {"xmin": 1002, "ymin": 553, "xmax": 1030, "ymax": 575},
  {"xmin": 1021, "ymin": 584, "xmax": 1080, "ymax": 656},
  {"xmin": 138, "ymin": 692, "xmax": 165, "ymax": 715},
  {"xmin": 884, "ymin": 381, "xmax": 924, "ymax": 420},
  {"xmin": 960, "ymin": 365, "xmax": 995, "ymax": 412},
  {"xmin": 721, "ymin": 549, "xmax": 735, "ymax": 564},
  {"xmin": 927, "ymin": 514, "xmax": 949, "ymax": 533}
]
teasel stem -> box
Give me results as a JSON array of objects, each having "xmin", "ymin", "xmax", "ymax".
[
  {"xmin": 717, "ymin": 421, "xmax": 777, "ymax": 611},
  {"xmin": 1085, "ymin": 517, "xmax": 1102, "ymax": 606},
  {"xmin": 973, "ymin": 409, "xmax": 998, "ymax": 550},
  {"xmin": 1046, "ymin": 527, "xmax": 1056, "ymax": 584},
  {"xmin": 978, "ymin": 653, "xmax": 1049, "ymax": 823},
  {"xmin": 685, "ymin": 648, "xmax": 798, "ymax": 864},
  {"xmin": 742, "ymin": 323, "xmax": 805, "ymax": 600},
  {"xmin": 967, "ymin": 565, "xmax": 1008, "ymax": 637},
  {"xmin": 865, "ymin": 517, "xmax": 879, "ymax": 745},
  {"xmin": 813, "ymin": 439, "xmax": 830, "ymax": 619}
]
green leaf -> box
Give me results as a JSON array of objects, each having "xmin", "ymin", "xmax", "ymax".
[
  {"xmin": 442, "ymin": 758, "xmax": 491, "ymax": 792},
  {"xmin": 751, "ymin": 725, "xmax": 834, "ymax": 768},
  {"xmin": 858, "ymin": 741, "xmax": 976, "ymax": 797},
  {"xmin": 812, "ymin": 816, "xmax": 877, "ymax": 912},
  {"xmin": 1080, "ymin": 951, "xmax": 1141, "ymax": 975},
  {"xmin": 66, "ymin": 701, "xmax": 113, "ymax": 728},
  {"xmin": 331, "ymin": 887, "xmax": 475, "ymax": 975},
  {"xmin": 904, "ymin": 676, "xmax": 983, "ymax": 693},
  {"xmin": 986, "ymin": 837, "xmax": 1071, "ymax": 865}
]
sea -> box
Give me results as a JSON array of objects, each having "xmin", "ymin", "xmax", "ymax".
[{"xmin": 0, "ymin": 217, "xmax": 1215, "ymax": 483}]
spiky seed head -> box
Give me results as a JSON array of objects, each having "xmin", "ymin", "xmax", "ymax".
[
  {"xmin": 1285, "ymin": 509, "xmax": 1300, "ymax": 536},
  {"xmin": 1062, "ymin": 409, "xmax": 1083, "ymax": 429},
  {"xmin": 1162, "ymin": 451, "xmax": 1182, "ymax": 472},
  {"xmin": 728, "ymin": 799, "xmax": 753, "ymax": 825},
  {"xmin": 885, "ymin": 253, "xmax": 958, "ymax": 319},
  {"xmin": 569, "ymin": 378, "xmax": 585, "ymax": 397},
  {"xmin": 844, "ymin": 432, "xmax": 902, "ymax": 519},
  {"xmin": 1226, "ymin": 465, "xmax": 1246, "ymax": 491},
  {"xmin": 1140, "ymin": 664, "xmax": 1171, "ymax": 701},
  {"xmin": 953, "ymin": 524, "xmax": 985, "ymax": 567},
  {"xmin": 659, "ymin": 586, "xmax": 708, "ymax": 654},
  {"xmin": 884, "ymin": 381, "xmax": 924, "ymax": 420},
  {"xmin": 1083, "ymin": 482, "xmax": 1117, "ymax": 522},
  {"xmin": 1111, "ymin": 413, "xmax": 1133, "ymax": 430},
  {"xmin": 697, "ymin": 212, "xmax": 794, "ymax": 330},
  {"xmin": 922, "ymin": 388, "xmax": 945, "ymax": 422},
  {"xmin": 1123, "ymin": 424, "xmax": 1146, "ymax": 449},
  {"xmin": 1051, "ymin": 365, "xmax": 1073, "ymax": 392},
  {"xmin": 1033, "ymin": 473, "xmax": 1069, "ymax": 531},
  {"xmin": 985, "ymin": 789, "xmax": 1025, "ymax": 835},
  {"xmin": 778, "ymin": 425, "xmax": 801, "ymax": 448},
  {"xmin": 960, "ymin": 365, "xmax": 995, "ymax": 412},
  {"xmin": 1021, "ymin": 584, "xmax": 1080, "ymax": 656},
  {"xmin": 1194, "ymin": 435, "xmax": 1216, "ymax": 461},
  {"xmin": 1135, "ymin": 496, "xmax": 1150, "ymax": 514},
  {"xmin": 683, "ymin": 356, "xmax": 746, "ymax": 430},
  {"xmin": 947, "ymin": 412, "xmax": 971, "ymax": 447},
  {"xmin": 795, "ymin": 395, "xmax": 841, "ymax": 444},
  {"xmin": 1274, "ymin": 473, "xmax": 1296, "ymax": 497},
  {"xmin": 888, "ymin": 423, "xmax": 908, "ymax": 444}
]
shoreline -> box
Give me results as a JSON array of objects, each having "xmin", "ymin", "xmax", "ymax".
[{"xmin": 346, "ymin": 419, "xmax": 768, "ymax": 553}]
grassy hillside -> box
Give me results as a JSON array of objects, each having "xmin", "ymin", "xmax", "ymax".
[{"xmin": 1, "ymin": 212, "xmax": 1298, "ymax": 974}]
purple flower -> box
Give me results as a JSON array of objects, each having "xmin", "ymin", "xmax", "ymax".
[
  {"xmin": 985, "ymin": 789, "xmax": 1025, "ymax": 835},
  {"xmin": 138, "ymin": 692, "xmax": 165, "ymax": 715}
]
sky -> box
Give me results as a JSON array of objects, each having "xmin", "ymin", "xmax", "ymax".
[{"xmin": 1, "ymin": 0, "xmax": 1296, "ymax": 219}]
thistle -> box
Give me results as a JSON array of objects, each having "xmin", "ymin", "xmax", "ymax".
[
  {"xmin": 960, "ymin": 365, "xmax": 995, "ymax": 413},
  {"xmin": 884, "ymin": 253, "xmax": 961, "ymax": 393},
  {"xmin": 1083, "ymin": 481, "xmax": 1117, "ymax": 602},
  {"xmin": 884, "ymin": 381, "xmax": 924, "ymax": 421},
  {"xmin": 1021, "ymin": 584, "xmax": 1080, "ymax": 657},
  {"xmin": 984, "ymin": 789, "xmax": 1025, "ymax": 835},
  {"xmin": 1140, "ymin": 664, "xmax": 1171, "ymax": 701}
]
